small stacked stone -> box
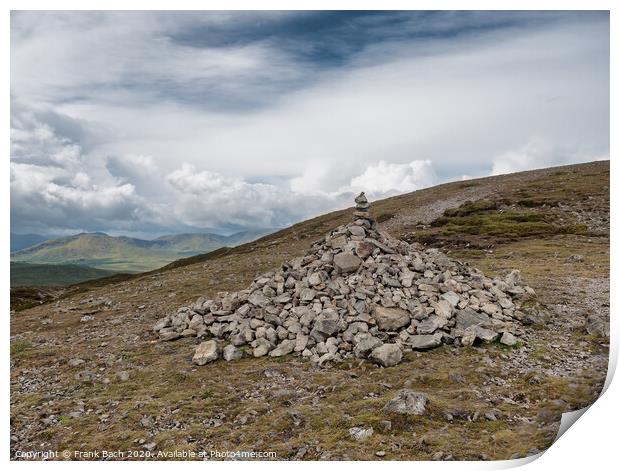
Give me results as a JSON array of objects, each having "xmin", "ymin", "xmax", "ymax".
[{"xmin": 353, "ymin": 192, "xmax": 371, "ymax": 221}]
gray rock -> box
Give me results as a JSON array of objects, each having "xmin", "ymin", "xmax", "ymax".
[
  {"xmin": 248, "ymin": 291, "xmax": 270, "ymax": 308},
  {"xmin": 480, "ymin": 303, "xmax": 501, "ymax": 317},
  {"xmin": 223, "ymin": 344, "xmax": 243, "ymax": 361},
  {"xmin": 586, "ymin": 315, "xmax": 609, "ymax": 337},
  {"xmin": 383, "ymin": 389, "xmax": 428, "ymax": 415},
  {"xmin": 500, "ymin": 332, "xmax": 518, "ymax": 346},
  {"xmin": 192, "ymin": 340, "xmax": 219, "ymax": 365},
  {"xmin": 369, "ymin": 343, "xmax": 403, "ymax": 367},
  {"xmin": 461, "ymin": 328, "xmax": 476, "ymax": 347},
  {"xmin": 313, "ymin": 309, "xmax": 343, "ymax": 336},
  {"xmin": 474, "ymin": 326, "xmax": 499, "ymax": 343},
  {"xmin": 333, "ymin": 253, "xmax": 362, "ymax": 273},
  {"xmin": 294, "ymin": 334, "xmax": 309, "ymax": 352},
  {"xmin": 372, "ymin": 306, "xmax": 410, "ymax": 331},
  {"xmin": 355, "ymin": 241, "xmax": 375, "ymax": 258},
  {"xmin": 431, "ymin": 299, "xmax": 453, "ymax": 318},
  {"xmin": 253, "ymin": 344, "xmax": 270, "ymax": 357},
  {"xmin": 159, "ymin": 331, "xmax": 181, "ymax": 342},
  {"xmin": 461, "ymin": 326, "xmax": 499, "ymax": 345},
  {"xmin": 416, "ymin": 315, "xmax": 448, "ymax": 335},
  {"xmin": 300, "ymin": 288, "xmax": 316, "ymax": 302},
  {"xmin": 349, "ymin": 426, "xmax": 373, "ymax": 440},
  {"xmin": 116, "ymin": 371, "xmax": 130, "ymax": 381},
  {"xmin": 440, "ymin": 291, "xmax": 460, "ymax": 307},
  {"xmin": 269, "ymin": 340, "xmax": 295, "ymax": 357},
  {"xmin": 308, "ymin": 272, "xmax": 323, "ymax": 286},
  {"xmin": 353, "ymin": 333, "xmax": 383, "ymax": 358},
  {"xmin": 408, "ymin": 333, "xmax": 443, "ymax": 350},
  {"xmin": 455, "ymin": 308, "xmax": 492, "ymax": 330},
  {"xmin": 505, "ymin": 270, "xmax": 521, "ymax": 286},
  {"xmin": 153, "ymin": 318, "xmax": 169, "ymax": 332},
  {"xmin": 348, "ymin": 225, "xmax": 366, "ymax": 237}
]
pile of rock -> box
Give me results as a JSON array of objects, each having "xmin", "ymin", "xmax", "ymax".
[{"xmin": 153, "ymin": 193, "xmax": 536, "ymax": 367}]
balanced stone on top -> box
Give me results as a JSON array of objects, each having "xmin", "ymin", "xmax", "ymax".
[
  {"xmin": 355, "ymin": 192, "xmax": 370, "ymax": 210},
  {"xmin": 353, "ymin": 192, "xmax": 373, "ymax": 222}
]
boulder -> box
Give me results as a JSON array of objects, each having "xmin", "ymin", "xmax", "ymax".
[
  {"xmin": 383, "ymin": 389, "xmax": 428, "ymax": 415},
  {"xmin": 408, "ymin": 333, "xmax": 443, "ymax": 350},
  {"xmin": 455, "ymin": 308, "xmax": 493, "ymax": 330},
  {"xmin": 300, "ymin": 288, "xmax": 316, "ymax": 302},
  {"xmin": 313, "ymin": 309, "xmax": 343, "ymax": 336},
  {"xmin": 269, "ymin": 340, "xmax": 295, "ymax": 357},
  {"xmin": 500, "ymin": 332, "xmax": 518, "ymax": 346},
  {"xmin": 461, "ymin": 326, "xmax": 499, "ymax": 346},
  {"xmin": 353, "ymin": 333, "xmax": 383, "ymax": 358},
  {"xmin": 192, "ymin": 340, "xmax": 219, "ymax": 365},
  {"xmin": 349, "ymin": 426, "xmax": 373, "ymax": 440},
  {"xmin": 416, "ymin": 315, "xmax": 448, "ymax": 335},
  {"xmin": 223, "ymin": 344, "xmax": 243, "ymax": 361},
  {"xmin": 372, "ymin": 306, "xmax": 410, "ymax": 331},
  {"xmin": 369, "ymin": 344, "xmax": 403, "ymax": 367},
  {"xmin": 333, "ymin": 253, "xmax": 362, "ymax": 273}
]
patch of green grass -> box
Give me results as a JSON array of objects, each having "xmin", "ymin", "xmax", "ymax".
[
  {"xmin": 442, "ymin": 199, "xmax": 497, "ymax": 218},
  {"xmin": 376, "ymin": 212, "xmax": 395, "ymax": 223},
  {"xmin": 10, "ymin": 261, "xmax": 120, "ymax": 287},
  {"xmin": 11, "ymin": 340, "xmax": 32, "ymax": 356},
  {"xmin": 58, "ymin": 415, "xmax": 72, "ymax": 425},
  {"xmin": 517, "ymin": 199, "xmax": 559, "ymax": 208},
  {"xmin": 432, "ymin": 211, "xmax": 588, "ymax": 239}
]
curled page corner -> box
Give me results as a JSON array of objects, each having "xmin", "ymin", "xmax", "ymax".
[
  {"xmin": 555, "ymin": 407, "xmax": 590, "ymax": 441},
  {"xmin": 505, "ymin": 451, "xmax": 545, "ymax": 468},
  {"xmin": 552, "ymin": 339, "xmax": 616, "ymax": 442}
]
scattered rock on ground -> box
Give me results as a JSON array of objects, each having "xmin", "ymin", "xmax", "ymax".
[
  {"xmin": 192, "ymin": 340, "xmax": 219, "ymax": 365},
  {"xmin": 383, "ymin": 389, "xmax": 428, "ymax": 415},
  {"xmin": 349, "ymin": 426, "xmax": 374, "ymax": 440}
]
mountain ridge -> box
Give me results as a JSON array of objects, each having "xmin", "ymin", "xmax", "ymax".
[{"xmin": 11, "ymin": 229, "xmax": 276, "ymax": 273}]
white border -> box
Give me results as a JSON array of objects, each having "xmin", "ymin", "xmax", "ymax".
[{"xmin": 2, "ymin": 1, "xmax": 615, "ymax": 469}]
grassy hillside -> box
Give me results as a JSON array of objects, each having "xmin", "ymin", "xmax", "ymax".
[
  {"xmin": 10, "ymin": 230, "xmax": 276, "ymax": 273},
  {"xmin": 10, "ymin": 161, "xmax": 609, "ymax": 460},
  {"xmin": 11, "ymin": 233, "xmax": 178, "ymax": 272},
  {"xmin": 153, "ymin": 233, "xmax": 227, "ymax": 257},
  {"xmin": 10, "ymin": 262, "xmax": 121, "ymax": 287}
]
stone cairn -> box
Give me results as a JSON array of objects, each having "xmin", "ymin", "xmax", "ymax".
[{"xmin": 153, "ymin": 192, "xmax": 535, "ymax": 367}]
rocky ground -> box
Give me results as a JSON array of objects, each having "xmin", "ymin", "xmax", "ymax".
[{"xmin": 10, "ymin": 161, "xmax": 609, "ymax": 460}]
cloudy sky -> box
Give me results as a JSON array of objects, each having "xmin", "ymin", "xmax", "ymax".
[{"xmin": 10, "ymin": 11, "xmax": 609, "ymax": 238}]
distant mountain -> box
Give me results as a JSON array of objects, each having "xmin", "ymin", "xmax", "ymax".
[
  {"xmin": 153, "ymin": 233, "xmax": 228, "ymax": 257},
  {"xmin": 224, "ymin": 228, "xmax": 278, "ymax": 246},
  {"xmin": 10, "ymin": 262, "xmax": 119, "ymax": 287},
  {"xmin": 10, "ymin": 233, "xmax": 51, "ymax": 252},
  {"xmin": 10, "ymin": 229, "xmax": 276, "ymax": 273}
]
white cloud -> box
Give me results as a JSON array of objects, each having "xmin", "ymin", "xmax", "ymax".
[
  {"xmin": 491, "ymin": 138, "xmax": 610, "ymax": 176},
  {"xmin": 348, "ymin": 160, "xmax": 437, "ymax": 196},
  {"xmin": 10, "ymin": 12, "xmax": 610, "ymax": 235}
]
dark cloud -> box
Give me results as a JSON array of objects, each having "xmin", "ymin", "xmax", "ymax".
[{"xmin": 10, "ymin": 11, "xmax": 610, "ymax": 236}]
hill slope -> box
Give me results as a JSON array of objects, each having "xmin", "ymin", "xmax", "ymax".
[
  {"xmin": 10, "ymin": 262, "xmax": 120, "ymax": 287},
  {"xmin": 11, "ymin": 230, "xmax": 276, "ymax": 272},
  {"xmin": 10, "ymin": 161, "xmax": 609, "ymax": 461},
  {"xmin": 10, "ymin": 233, "xmax": 50, "ymax": 252}
]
